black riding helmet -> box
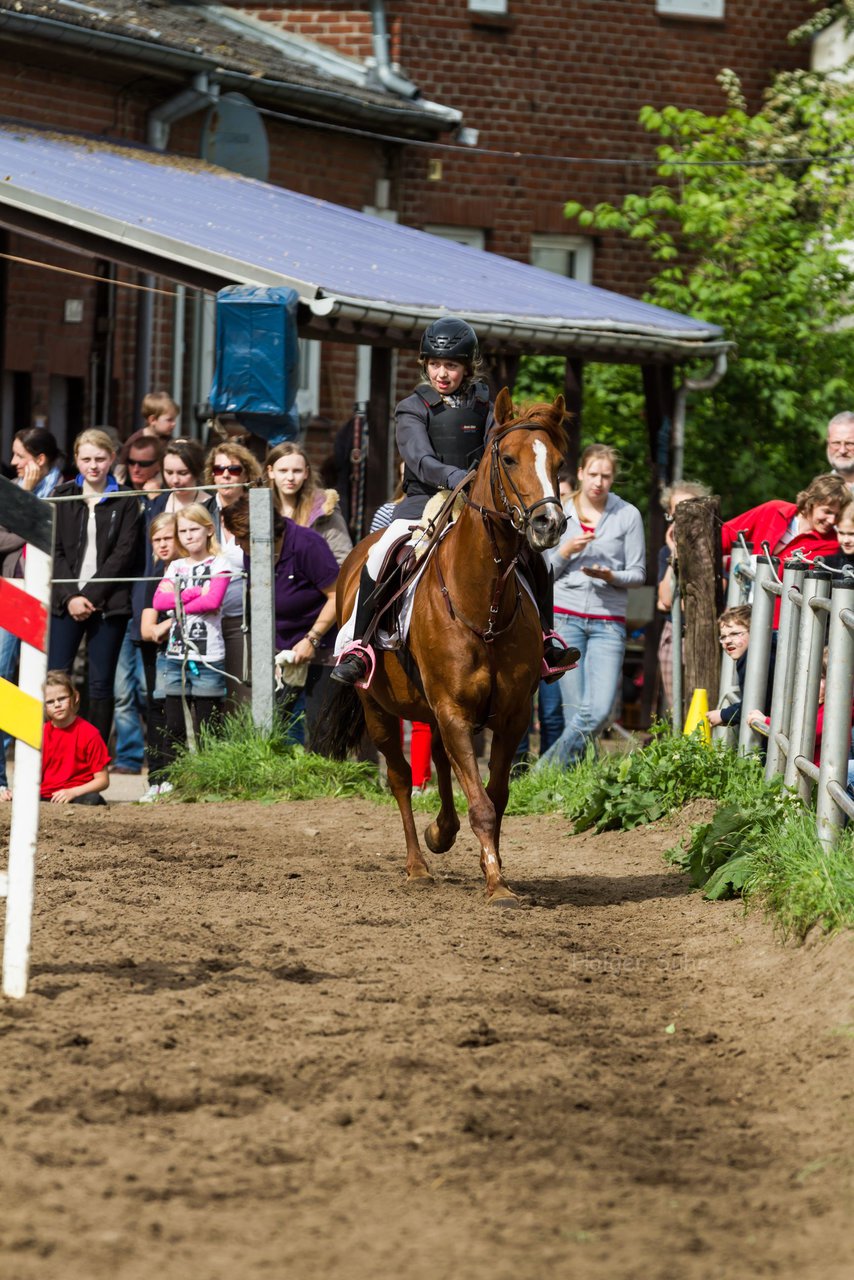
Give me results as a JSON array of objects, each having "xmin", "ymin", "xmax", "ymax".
[{"xmin": 420, "ymin": 317, "xmax": 479, "ymax": 364}]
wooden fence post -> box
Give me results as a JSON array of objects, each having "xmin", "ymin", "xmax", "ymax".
[{"xmin": 674, "ymin": 496, "xmax": 723, "ymax": 712}]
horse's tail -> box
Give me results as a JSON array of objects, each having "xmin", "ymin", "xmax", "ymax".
[{"xmin": 311, "ymin": 682, "xmax": 367, "ymax": 759}]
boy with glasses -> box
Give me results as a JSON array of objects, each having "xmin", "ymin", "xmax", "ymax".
[{"xmin": 707, "ymin": 604, "xmax": 776, "ymax": 732}]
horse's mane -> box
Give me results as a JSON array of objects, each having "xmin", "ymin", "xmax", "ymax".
[{"xmin": 490, "ymin": 398, "xmax": 569, "ymax": 455}]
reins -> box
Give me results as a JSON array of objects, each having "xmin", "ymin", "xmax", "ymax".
[{"xmin": 434, "ymin": 419, "xmax": 565, "ymax": 644}]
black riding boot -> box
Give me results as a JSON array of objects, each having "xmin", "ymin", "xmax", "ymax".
[{"xmin": 330, "ymin": 565, "xmax": 378, "ymax": 686}]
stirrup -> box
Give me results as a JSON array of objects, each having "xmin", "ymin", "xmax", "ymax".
[
  {"xmin": 541, "ymin": 631, "xmax": 580, "ymax": 683},
  {"xmin": 331, "ymin": 642, "xmax": 376, "ymax": 690}
]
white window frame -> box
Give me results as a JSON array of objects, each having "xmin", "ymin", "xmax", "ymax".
[
  {"xmin": 468, "ymin": 0, "xmax": 508, "ymax": 14},
  {"xmin": 296, "ymin": 338, "xmax": 320, "ymax": 420},
  {"xmin": 423, "ymin": 224, "xmax": 486, "ymax": 251},
  {"xmin": 530, "ymin": 234, "xmax": 594, "ymax": 285},
  {"xmin": 656, "ymin": 0, "xmax": 725, "ymax": 19}
]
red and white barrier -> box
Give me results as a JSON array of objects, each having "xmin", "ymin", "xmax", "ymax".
[{"xmin": 0, "ymin": 477, "xmax": 54, "ymax": 998}]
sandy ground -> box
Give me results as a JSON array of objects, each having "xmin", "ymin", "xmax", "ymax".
[{"xmin": 0, "ymin": 795, "xmax": 851, "ymax": 1280}]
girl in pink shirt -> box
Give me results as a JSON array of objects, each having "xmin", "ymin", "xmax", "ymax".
[{"xmin": 151, "ymin": 504, "xmax": 231, "ymax": 763}]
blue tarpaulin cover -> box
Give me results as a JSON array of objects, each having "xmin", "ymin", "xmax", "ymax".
[{"xmin": 209, "ymin": 286, "xmax": 300, "ymax": 443}]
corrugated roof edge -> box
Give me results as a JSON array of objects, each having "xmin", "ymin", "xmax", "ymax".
[{"xmin": 307, "ymin": 295, "xmax": 732, "ymax": 362}]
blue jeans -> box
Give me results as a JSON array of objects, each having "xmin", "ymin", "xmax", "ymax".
[
  {"xmin": 538, "ymin": 678, "xmax": 565, "ymax": 755},
  {"xmin": 113, "ymin": 633, "xmax": 146, "ymax": 769},
  {"xmin": 0, "ymin": 625, "xmax": 21, "ymax": 788},
  {"xmin": 515, "ymin": 679, "xmax": 565, "ymax": 762},
  {"xmin": 537, "ymin": 614, "xmax": 627, "ymax": 769}
]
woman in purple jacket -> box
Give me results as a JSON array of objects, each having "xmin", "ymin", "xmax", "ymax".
[{"xmin": 273, "ymin": 517, "xmax": 339, "ymax": 745}]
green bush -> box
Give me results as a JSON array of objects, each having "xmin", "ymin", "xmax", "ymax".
[
  {"xmin": 165, "ymin": 708, "xmax": 383, "ymax": 803},
  {"xmin": 568, "ymin": 729, "xmax": 765, "ymax": 832}
]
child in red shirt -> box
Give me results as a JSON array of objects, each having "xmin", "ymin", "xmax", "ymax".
[{"xmin": 40, "ymin": 671, "xmax": 110, "ymax": 805}]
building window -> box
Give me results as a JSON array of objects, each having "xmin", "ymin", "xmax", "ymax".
[
  {"xmin": 296, "ymin": 338, "xmax": 320, "ymax": 421},
  {"xmin": 423, "ymin": 224, "xmax": 486, "ymax": 251},
  {"xmin": 530, "ymin": 234, "xmax": 593, "ymax": 285},
  {"xmin": 655, "ymin": 0, "xmax": 725, "ymax": 19},
  {"xmin": 468, "ymin": 0, "xmax": 508, "ymax": 13}
]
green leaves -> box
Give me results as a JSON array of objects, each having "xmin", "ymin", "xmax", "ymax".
[
  {"xmin": 558, "ymin": 44, "xmax": 854, "ymax": 514},
  {"xmin": 565, "ymin": 732, "xmax": 765, "ymax": 834}
]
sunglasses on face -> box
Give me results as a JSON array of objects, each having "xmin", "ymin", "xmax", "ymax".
[
  {"xmin": 128, "ymin": 456, "xmax": 158, "ymax": 468},
  {"xmin": 212, "ymin": 464, "xmax": 244, "ymax": 477}
]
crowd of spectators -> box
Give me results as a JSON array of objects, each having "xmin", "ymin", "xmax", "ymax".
[{"xmin": 3, "ymin": 397, "xmax": 854, "ymax": 800}]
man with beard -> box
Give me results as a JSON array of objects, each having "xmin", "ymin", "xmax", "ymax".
[{"xmin": 826, "ymin": 412, "xmax": 854, "ymax": 490}]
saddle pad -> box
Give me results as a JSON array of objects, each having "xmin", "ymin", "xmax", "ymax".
[{"xmin": 335, "ymin": 513, "xmax": 457, "ymax": 656}]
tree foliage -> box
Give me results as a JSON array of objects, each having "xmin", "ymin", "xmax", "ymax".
[{"xmin": 521, "ymin": 9, "xmax": 854, "ymax": 516}]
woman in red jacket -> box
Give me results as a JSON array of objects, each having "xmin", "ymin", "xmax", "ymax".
[{"xmin": 721, "ymin": 473, "xmax": 848, "ymax": 564}]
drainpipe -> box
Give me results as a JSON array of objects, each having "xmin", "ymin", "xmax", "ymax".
[
  {"xmin": 671, "ymin": 352, "xmax": 728, "ymax": 483},
  {"xmin": 147, "ymin": 73, "xmax": 221, "ymax": 153},
  {"xmin": 137, "ymin": 75, "xmax": 219, "ymax": 424},
  {"xmin": 368, "ymin": 0, "xmax": 420, "ymax": 99}
]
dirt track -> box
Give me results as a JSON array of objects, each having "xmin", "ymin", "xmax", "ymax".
[{"xmin": 0, "ymin": 797, "xmax": 851, "ymax": 1280}]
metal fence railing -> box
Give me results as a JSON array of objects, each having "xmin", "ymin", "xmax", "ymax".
[{"xmin": 704, "ymin": 543, "xmax": 854, "ymax": 849}]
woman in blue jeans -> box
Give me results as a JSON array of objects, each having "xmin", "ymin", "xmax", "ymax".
[{"xmin": 536, "ymin": 444, "xmax": 646, "ymax": 770}]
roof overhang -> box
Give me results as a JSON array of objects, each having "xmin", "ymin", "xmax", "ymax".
[
  {"xmin": 304, "ymin": 295, "xmax": 731, "ymax": 362},
  {"xmin": 0, "ymin": 123, "xmax": 731, "ymax": 365},
  {"xmin": 0, "ymin": 5, "xmax": 458, "ymax": 139}
]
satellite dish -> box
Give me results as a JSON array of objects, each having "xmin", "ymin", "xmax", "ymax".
[{"xmin": 200, "ymin": 92, "xmax": 270, "ymax": 181}]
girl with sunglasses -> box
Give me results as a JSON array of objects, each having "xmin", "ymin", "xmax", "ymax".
[{"xmin": 203, "ymin": 442, "xmax": 262, "ymax": 707}]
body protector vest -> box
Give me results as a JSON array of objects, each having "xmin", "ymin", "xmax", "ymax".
[{"xmin": 403, "ymin": 381, "xmax": 491, "ymax": 497}]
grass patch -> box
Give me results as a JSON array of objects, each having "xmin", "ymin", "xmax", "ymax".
[
  {"xmin": 741, "ymin": 809, "xmax": 854, "ymax": 938},
  {"xmin": 505, "ymin": 750, "xmax": 602, "ymax": 816},
  {"xmin": 164, "ymin": 708, "xmax": 383, "ymax": 803},
  {"xmin": 667, "ymin": 767, "xmax": 854, "ymax": 937}
]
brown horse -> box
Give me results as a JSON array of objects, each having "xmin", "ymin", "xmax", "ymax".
[{"xmin": 320, "ymin": 389, "xmax": 568, "ymax": 903}]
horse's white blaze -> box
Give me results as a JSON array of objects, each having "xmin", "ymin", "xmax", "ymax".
[{"xmin": 532, "ymin": 438, "xmax": 556, "ymax": 503}]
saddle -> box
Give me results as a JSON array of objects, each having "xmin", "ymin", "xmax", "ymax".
[{"xmin": 362, "ymin": 481, "xmax": 471, "ymax": 648}]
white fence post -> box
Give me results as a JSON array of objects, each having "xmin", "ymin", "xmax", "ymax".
[
  {"xmin": 249, "ymin": 487, "xmax": 275, "ymax": 734},
  {"xmin": 816, "ymin": 579, "xmax": 854, "ymax": 847}
]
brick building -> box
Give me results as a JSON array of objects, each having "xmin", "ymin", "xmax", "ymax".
[{"xmin": 0, "ymin": 0, "xmax": 814, "ymax": 464}]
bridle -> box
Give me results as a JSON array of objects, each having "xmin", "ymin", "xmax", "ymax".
[
  {"xmin": 467, "ymin": 422, "xmax": 567, "ymax": 539},
  {"xmin": 433, "ymin": 419, "xmax": 566, "ymax": 643}
]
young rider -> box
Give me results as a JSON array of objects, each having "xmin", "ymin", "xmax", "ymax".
[{"xmin": 332, "ymin": 316, "xmax": 575, "ymax": 687}]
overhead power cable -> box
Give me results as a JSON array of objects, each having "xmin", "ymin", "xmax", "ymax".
[{"xmin": 254, "ymin": 102, "xmax": 854, "ymax": 169}]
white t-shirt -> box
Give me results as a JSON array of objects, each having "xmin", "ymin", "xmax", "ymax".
[
  {"xmin": 78, "ymin": 506, "xmax": 98, "ymax": 591},
  {"xmin": 163, "ymin": 554, "xmax": 231, "ymax": 664}
]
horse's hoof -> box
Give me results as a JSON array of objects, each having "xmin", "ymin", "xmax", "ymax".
[
  {"xmin": 486, "ymin": 885, "xmax": 520, "ymax": 908},
  {"xmin": 424, "ymin": 822, "xmax": 457, "ymax": 855},
  {"xmin": 406, "ymin": 868, "xmax": 434, "ymax": 886}
]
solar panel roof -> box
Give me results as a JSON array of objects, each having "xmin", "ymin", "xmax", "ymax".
[{"xmin": 0, "ymin": 123, "xmax": 728, "ymax": 362}]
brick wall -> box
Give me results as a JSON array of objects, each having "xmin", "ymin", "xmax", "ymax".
[
  {"xmin": 0, "ymin": 1, "xmax": 818, "ymax": 459},
  {"xmin": 390, "ymin": 0, "xmax": 815, "ymax": 297},
  {"xmin": 235, "ymin": 5, "xmax": 379, "ymax": 60},
  {"xmin": 235, "ymin": 0, "xmax": 814, "ymax": 297},
  {"xmin": 0, "ymin": 48, "xmax": 388, "ymax": 450}
]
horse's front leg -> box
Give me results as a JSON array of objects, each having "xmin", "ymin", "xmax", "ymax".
[
  {"xmin": 363, "ymin": 699, "xmax": 432, "ymax": 882},
  {"xmin": 423, "ymin": 732, "xmax": 460, "ymax": 855},
  {"xmin": 438, "ymin": 713, "xmax": 516, "ymax": 905},
  {"xmin": 484, "ymin": 704, "xmax": 530, "ymax": 854}
]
